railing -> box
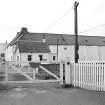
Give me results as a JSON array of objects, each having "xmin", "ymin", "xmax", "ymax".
[{"xmin": 61, "ymin": 61, "xmax": 105, "ymax": 91}]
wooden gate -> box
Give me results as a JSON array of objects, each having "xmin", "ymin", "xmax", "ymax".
[{"xmin": 0, "ymin": 61, "xmax": 61, "ymax": 84}]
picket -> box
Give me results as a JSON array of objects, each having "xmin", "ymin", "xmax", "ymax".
[{"xmin": 62, "ymin": 61, "xmax": 105, "ymax": 91}]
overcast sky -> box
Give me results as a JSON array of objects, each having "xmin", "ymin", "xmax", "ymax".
[{"xmin": 0, "ymin": 0, "xmax": 105, "ymax": 43}]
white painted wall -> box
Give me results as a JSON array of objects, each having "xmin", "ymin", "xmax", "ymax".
[
  {"xmin": 20, "ymin": 53, "xmax": 50, "ymax": 66},
  {"xmin": 5, "ymin": 44, "xmax": 105, "ymax": 65},
  {"xmin": 49, "ymin": 45, "xmax": 105, "ymax": 61},
  {"xmin": 5, "ymin": 46, "xmax": 13, "ymax": 61},
  {"xmin": 15, "ymin": 48, "xmax": 21, "ymax": 65},
  {"xmin": 97, "ymin": 46, "xmax": 105, "ymax": 60},
  {"xmin": 5, "ymin": 45, "xmax": 20, "ymax": 63},
  {"xmin": 49, "ymin": 45, "xmax": 74, "ymax": 61}
]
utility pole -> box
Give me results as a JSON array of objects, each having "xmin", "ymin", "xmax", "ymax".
[{"xmin": 74, "ymin": 1, "xmax": 79, "ymax": 63}]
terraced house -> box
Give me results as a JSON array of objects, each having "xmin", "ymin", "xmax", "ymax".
[{"xmin": 5, "ymin": 27, "xmax": 105, "ymax": 66}]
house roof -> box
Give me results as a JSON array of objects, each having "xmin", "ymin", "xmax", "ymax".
[
  {"xmin": 19, "ymin": 33, "xmax": 105, "ymax": 46},
  {"xmin": 17, "ymin": 41, "xmax": 50, "ymax": 53},
  {"xmin": 9, "ymin": 28, "xmax": 105, "ymax": 46},
  {"xmin": 9, "ymin": 27, "xmax": 29, "ymax": 46}
]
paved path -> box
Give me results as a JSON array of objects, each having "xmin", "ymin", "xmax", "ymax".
[{"xmin": 0, "ymin": 83, "xmax": 105, "ymax": 105}]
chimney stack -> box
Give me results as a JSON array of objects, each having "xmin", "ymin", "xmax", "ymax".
[
  {"xmin": 42, "ymin": 34, "xmax": 46, "ymax": 43},
  {"xmin": 20, "ymin": 27, "xmax": 28, "ymax": 34}
]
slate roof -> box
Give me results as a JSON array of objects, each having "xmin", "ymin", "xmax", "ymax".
[
  {"xmin": 17, "ymin": 41, "xmax": 50, "ymax": 53},
  {"xmin": 9, "ymin": 28, "xmax": 105, "ymax": 46},
  {"xmin": 19, "ymin": 33, "xmax": 105, "ymax": 46},
  {"xmin": 9, "ymin": 28, "xmax": 29, "ymax": 46}
]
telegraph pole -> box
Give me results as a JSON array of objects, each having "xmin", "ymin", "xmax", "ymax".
[{"xmin": 74, "ymin": 1, "xmax": 79, "ymax": 63}]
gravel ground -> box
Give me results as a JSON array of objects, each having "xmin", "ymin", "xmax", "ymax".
[{"xmin": 0, "ymin": 83, "xmax": 105, "ymax": 105}]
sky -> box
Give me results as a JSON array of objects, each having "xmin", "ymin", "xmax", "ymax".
[{"xmin": 0, "ymin": 0, "xmax": 105, "ymax": 43}]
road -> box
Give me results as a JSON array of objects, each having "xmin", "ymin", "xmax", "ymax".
[{"xmin": 0, "ymin": 83, "xmax": 105, "ymax": 105}]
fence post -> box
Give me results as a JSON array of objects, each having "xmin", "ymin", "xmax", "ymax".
[
  {"xmin": 5, "ymin": 63, "xmax": 8, "ymax": 82},
  {"xmin": 60, "ymin": 61, "xmax": 64, "ymax": 85},
  {"xmin": 65, "ymin": 60, "xmax": 71, "ymax": 85},
  {"xmin": 33, "ymin": 68, "xmax": 36, "ymax": 81},
  {"xmin": 35, "ymin": 67, "xmax": 39, "ymax": 74},
  {"xmin": 104, "ymin": 63, "xmax": 105, "ymax": 91}
]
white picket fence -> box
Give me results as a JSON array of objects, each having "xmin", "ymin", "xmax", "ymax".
[{"xmin": 60, "ymin": 61, "xmax": 105, "ymax": 91}]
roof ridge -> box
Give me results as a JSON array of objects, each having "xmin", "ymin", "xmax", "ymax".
[
  {"xmin": 21, "ymin": 32, "xmax": 105, "ymax": 38},
  {"xmin": 18, "ymin": 40, "xmax": 43, "ymax": 43}
]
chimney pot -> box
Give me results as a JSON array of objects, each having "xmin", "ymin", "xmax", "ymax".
[
  {"xmin": 20, "ymin": 27, "xmax": 28, "ymax": 34},
  {"xmin": 42, "ymin": 34, "xmax": 46, "ymax": 43}
]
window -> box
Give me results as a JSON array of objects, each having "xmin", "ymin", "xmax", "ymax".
[
  {"xmin": 64, "ymin": 47, "xmax": 67, "ymax": 50},
  {"xmin": 39, "ymin": 55, "xmax": 43, "ymax": 61},
  {"xmin": 27, "ymin": 55, "xmax": 32, "ymax": 61},
  {"xmin": 1, "ymin": 53, "xmax": 5, "ymax": 57},
  {"xmin": 53, "ymin": 56, "xmax": 56, "ymax": 61}
]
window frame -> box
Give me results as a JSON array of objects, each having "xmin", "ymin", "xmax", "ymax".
[
  {"xmin": 27, "ymin": 55, "xmax": 32, "ymax": 61},
  {"xmin": 53, "ymin": 56, "xmax": 56, "ymax": 61},
  {"xmin": 39, "ymin": 55, "xmax": 43, "ymax": 61}
]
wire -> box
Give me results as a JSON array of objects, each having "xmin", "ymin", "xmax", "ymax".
[
  {"xmin": 44, "ymin": 6, "xmax": 73, "ymax": 32},
  {"xmin": 79, "ymin": 24, "xmax": 105, "ymax": 34}
]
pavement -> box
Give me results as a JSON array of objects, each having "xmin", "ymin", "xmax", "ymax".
[{"xmin": 0, "ymin": 83, "xmax": 105, "ymax": 105}]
